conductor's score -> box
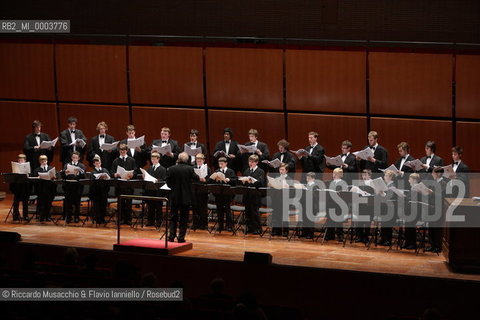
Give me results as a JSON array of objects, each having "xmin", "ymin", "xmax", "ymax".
[{"xmin": 0, "ymin": 20, "xmax": 70, "ymax": 33}]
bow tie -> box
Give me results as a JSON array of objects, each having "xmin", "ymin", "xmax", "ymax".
[
  {"xmin": 72, "ymin": 162, "xmax": 77, "ymax": 166},
  {"xmin": 426, "ymin": 156, "xmax": 431, "ymax": 159},
  {"xmin": 70, "ymin": 131, "xmax": 76, "ymax": 134},
  {"xmin": 402, "ymin": 157, "xmax": 406, "ymax": 160},
  {"xmin": 99, "ymin": 134, "xmax": 105, "ymax": 138},
  {"xmin": 225, "ymin": 141, "xmax": 230, "ymax": 144},
  {"xmin": 341, "ymin": 154, "xmax": 347, "ymax": 157},
  {"xmin": 454, "ymin": 162, "xmax": 459, "ymax": 165},
  {"xmin": 96, "ymin": 168, "xmax": 102, "ymax": 171},
  {"xmin": 162, "ymin": 141, "xmax": 167, "ymax": 144},
  {"xmin": 370, "ymin": 146, "xmax": 375, "ymax": 150},
  {"xmin": 35, "ymin": 134, "xmax": 41, "ymax": 137}
]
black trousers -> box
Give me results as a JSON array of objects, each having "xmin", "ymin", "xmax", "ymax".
[
  {"xmin": 169, "ymin": 204, "xmax": 190, "ymax": 240},
  {"xmin": 63, "ymin": 185, "xmax": 83, "ymax": 220},
  {"xmin": 244, "ymin": 195, "xmax": 261, "ymax": 233},
  {"xmin": 215, "ymin": 195, "xmax": 233, "ymax": 229},
  {"xmin": 117, "ymin": 186, "xmax": 133, "ymax": 222},
  {"xmin": 192, "ymin": 192, "xmax": 208, "ymax": 228}
]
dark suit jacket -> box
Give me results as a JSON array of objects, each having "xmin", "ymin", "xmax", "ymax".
[
  {"xmin": 151, "ymin": 139, "xmax": 181, "ymax": 169},
  {"xmin": 120, "ymin": 138, "xmax": 148, "ymax": 169},
  {"xmin": 359, "ymin": 144, "xmax": 388, "ymax": 173},
  {"xmin": 300, "ymin": 144, "xmax": 325, "ymax": 173},
  {"xmin": 240, "ymin": 141, "xmax": 270, "ymax": 172},
  {"xmin": 209, "ymin": 167, "xmax": 237, "ymax": 186},
  {"xmin": 395, "ymin": 155, "xmax": 416, "ymax": 172},
  {"xmin": 213, "ymin": 139, "xmax": 240, "ymax": 172},
  {"xmin": 242, "ymin": 167, "xmax": 266, "ymax": 188},
  {"xmin": 23, "ymin": 132, "xmax": 54, "ymax": 171},
  {"xmin": 62, "ymin": 161, "xmax": 86, "ymax": 180},
  {"xmin": 111, "ymin": 156, "xmax": 137, "ymax": 176},
  {"xmin": 184, "ymin": 141, "xmax": 207, "ymax": 164},
  {"xmin": 167, "ymin": 163, "xmax": 199, "ymax": 206},
  {"xmin": 89, "ymin": 167, "xmax": 110, "ymax": 199},
  {"xmin": 60, "ymin": 129, "xmax": 87, "ymax": 164},
  {"xmin": 32, "ymin": 165, "xmax": 56, "ymax": 199},
  {"xmin": 271, "ymin": 151, "xmax": 296, "ymax": 173},
  {"xmin": 326, "ymin": 153, "xmax": 357, "ymax": 183},
  {"xmin": 419, "ymin": 155, "xmax": 444, "ymax": 173},
  {"xmin": 147, "ymin": 164, "xmax": 167, "ymax": 181},
  {"xmin": 87, "ymin": 134, "xmax": 118, "ymax": 170}
]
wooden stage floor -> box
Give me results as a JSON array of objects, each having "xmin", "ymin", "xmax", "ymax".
[{"xmin": 1, "ymin": 196, "xmax": 479, "ymax": 282}]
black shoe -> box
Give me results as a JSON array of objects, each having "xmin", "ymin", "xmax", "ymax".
[
  {"xmin": 216, "ymin": 226, "xmax": 224, "ymax": 232},
  {"xmin": 45, "ymin": 218, "xmax": 52, "ymax": 222},
  {"xmin": 66, "ymin": 219, "xmax": 71, "ymax": 224},
  {"xmin": 12, "ymin": 216, "xmax": 20, "ymax": 222},
  {"xmin": 39, "ymin": 218, "xmax": 45, "ymax": 222},
  {"xmin": 177, "ymin": 238, "xmax": 186, "ymax": 243},
  {"xmin": 251, "ymin": 230, "xmax": 261, "ymax": 235},
  {"xmin": 168, "ymin": 236, "xmax": 176, "ymax": 242},
  {"xmin": 403, "ymin": 244, "xmax": 416, "ymax": 250},
  {"xmin": 146, "ymin": 222, "xmax": 155, "ymax": 227},
  {"xmin": 74, "ymin": 217, "xmax": 79, "ymax": 223},
  {"xmin": 379, "ymin": 241, "xmax": 391, "ymax": 247},
  {"xmin": 97, "ymin": 219, "xmax": 107, "ymax": 224}
]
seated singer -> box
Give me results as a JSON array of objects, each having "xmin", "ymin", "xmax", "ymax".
[
  {"xmin": 111, "ymin": 144, "xmax": 136, "ymax": 225},
  {"xmin": 89, "ymin": 155, "xmax": 110, "ymax": 224},
  {"xmin": 144, "ymin": 152, "xmax": 166, "ymax": 227},
  {"xmin": 209, "ymin": 157, "xmax": 237, "ymax": 232},
  {"xmin": 240, "ymin": 154, "xmax": 265, "ymax": 235},
  {"xmin": 62, "ymin": 151, "xmax": 86, "ymax": 223}
]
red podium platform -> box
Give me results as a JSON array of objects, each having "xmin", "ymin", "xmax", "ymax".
[{"xmin": 113, "ymin": 238, "xmax": 193, "ymax": 255}]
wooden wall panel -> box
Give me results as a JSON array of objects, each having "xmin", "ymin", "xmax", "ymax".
[
  {"xmin": 56, "ymin": 44, "xmax": 127, "ymax": 103},
  {"xmin": 58, "ymin": 104, "xmax": 130, "ymax": 143},
  {"xmin": 206, "ymin": 48, "xmax": 283, "ymax": 109},
  {"xmin": 286, "ymin": 50, "xmax": 366, "ymax": 113},
  {"xmin": 287, "ymin": 114, "xmax": 368, "ymax": 165},
  {"xmin": 456, "ymin": 55, "xmax": 480, "ymax": 119},
  {"xmin": 0, "ymin": 43, "xmax": 55, "ymax": 100},
  {"xmin": 129, "ymin": 46, "xmax": 204, "ymax": 106},
  {"xmin": 207, "ymin": 110, "xmax": 285, "ymax": 157},
  {"xmin": 0, "ymin": 102, "xmax": 58, "ymax": 191},
  {"xmin": 369, "ymin": 52, "xmax": 452, "ymax": 117},
  {"xmin": 132, "ymin": 107, "xmax": 206, "ymax": 148},
  {"xmin": 456, "ymin": 122, "xmax": 480, "ymax": 172},
  {"xmin": 370, "ymin": 117, "xmax": 452, "ymax": 165}
]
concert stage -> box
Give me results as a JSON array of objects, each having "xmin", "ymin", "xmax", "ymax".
[{"xmin": 0, "ymin": 196, "xmax": 478, "ymax": 282}]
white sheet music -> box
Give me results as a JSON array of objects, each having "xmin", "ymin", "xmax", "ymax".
[
  {"xmin": 151, "ymin": 144, "xmax": 172, "ymax": 155},
  {"xmin": 403, "ymin": 159, "xmax": 424, "ymax": 171},
  {"xmin": 100, "ymin": 141, "xmax": 119, "ymax": 151},
  {"xmin": 93, "ymin": 172, "xmax": 110, "ymax": 180},
  {"xmin": 441, "ymin": 165, "xmax": 456, "ymax": 179},
  {"xmin": 291, "ymin": 149, "xmax": 309, "ymax": 157},
  {"xmin": 389, "ymin": 186, "xmax": 407, "ymax": 198},
  {"xmin": 116, "ymin": 166, "xmax": 134, "ymax": 180},
  {"xmin": 353, "ymin": 147, "xmax": 374, "ymax": 160},
  {"xmin": 411, "ymin": 182, "xmax": 432, "ymax": 195},
  {"xmin": 140, "ymin": 168, "xmax": 158, "ymax": 183},
  {"xmin": 380, "ymin": 164, "xmax": 402, "ymax": 176},
  {"xmin": 194, "ymin": 164, "xmax": 208, "ymax": 179},
  {"xmin": 65, "ymin": 164, "xmax": 84, "ymax": 175},
  {"xmin": 127, "ymin": 135, "xmax": 145, "ymax": 149},
  {"xmin": 325, "ymin": 155, "xmax": 344, "ymax": 167},
  {"xmin": 69, "ymin": 138, "xmax": 86, "ymax": 148},
  {"xmin": 267, "ymin": 176, "xmax": 285, "ymax": 189},
  {"xmin": 371, "ymin": 177, "xmax": 388, "ymax": 193},
  {"xmin": 160, "ymin": 183, "xmax": 171, "ymax": 190},
  {"xmin": 183, "ymin": 144, "xmax": 202, "ymax": 157},
  {"xmin": 238, "ymin": 176, "xmax": 258, "ymax": 183},
  {"xmin": 350, "ymin": 185, "xmax": 371, "ymax": 197},
  {"xmin": 39, "ymin": 137, "xmax": 58, "ymax": 149},
  {"xmin": 11, "ymin": 161, "xmax": 31, "ymax": 174},
  {"xmin": 210, "ymin": 171, "xmax": 226, "ymax": 182},
  {"xmin": 38, "ymin": 167, "xmax": 56, "ymax": 180},
  {"xmin": 238, "ymin": 144, "xmax": 258, "ymax": 154},
  {"xmin": 262, "ymin": 159, "xmax": 282, "ymax": 168},
  {"xmin": 213, "ymin": 150, "xmax": 227, "ymax": 158}
]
